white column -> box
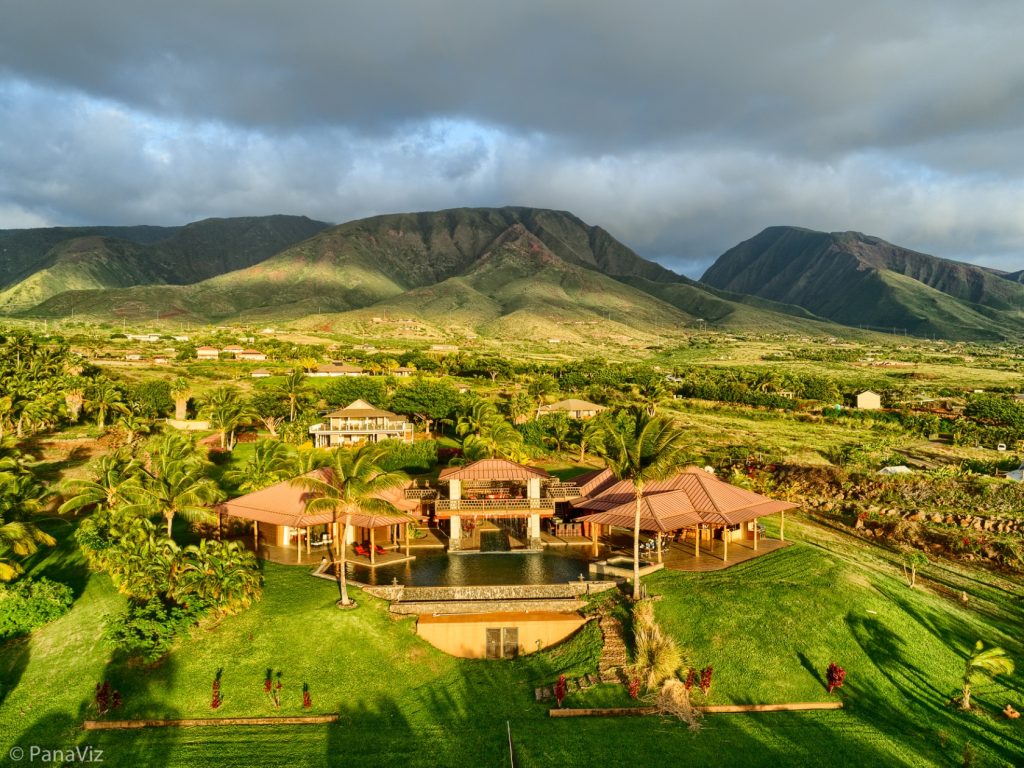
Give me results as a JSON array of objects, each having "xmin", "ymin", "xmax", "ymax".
[
  {"xmin": 449, "ymin": 478, "xmax": 462, "ymax": 501},
  {"xmin": 528, "ymin": 513, "xmax": 542, "ymax": 549},
  {"xmin": 527, "ymin": 477, "xmax": 541, "ymax": 508},
  {"xmin": 450, "ymin": 514, "xmax": 462, "ymax": 551}
]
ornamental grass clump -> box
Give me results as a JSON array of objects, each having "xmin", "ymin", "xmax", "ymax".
[
  {"xmin": 632, "ymin": 600, "xmax": 682, "ymax": 692},
  {"xmin": 655, "ymin": 678, "xmax": 703, "ymax": 732}
]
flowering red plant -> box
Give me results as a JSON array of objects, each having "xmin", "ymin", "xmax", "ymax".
[
  {"xmin": 302, "ymin": 682, "xmax": 312, "ymax": 709},
  {"xmin": 264, "ymin": 668, "xmax": 273, "ymax": 693},
  {"xmin": 826, "ymin": 662, "xmax": 846, "ymax": 694},
  {"xmin": 211, "ymin": 670, "xmax": 223, "ymax": 709}
]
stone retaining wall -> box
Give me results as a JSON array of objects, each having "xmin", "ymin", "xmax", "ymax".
[
  {"xmin": 362, "ymin": 580, "xmax": 617, "ymax": 603},
  {"xmin": 390, "ymin": 598, "xmax": 587, "ymax": 615}
]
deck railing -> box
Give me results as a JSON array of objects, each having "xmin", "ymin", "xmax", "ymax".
[
  {"xmin": 404, "ymin": 488, "xmax": 438, "ymax": 499},
  {"xmin": 436, "ymin": 497, "xmax": 556, "ymax": 512},
  {"xmin": 545, "ymin": 482, "xmax": 583, "ymax": 498}
]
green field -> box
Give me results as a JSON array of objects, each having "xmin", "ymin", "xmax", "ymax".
[{"xmin": 1, "ymin": 515, "xmax": 1021, "ymax": 768}]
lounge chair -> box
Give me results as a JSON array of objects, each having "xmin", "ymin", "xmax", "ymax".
[
  {"xmin": 373, "ymin": 544, "xmax": 387, "ymax": 556},
  {"xmin": 354, "ymin": 544, "xmax": 371, "ymax": 558}
]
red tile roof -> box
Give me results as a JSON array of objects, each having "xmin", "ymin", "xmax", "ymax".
[
  {"xmin": 573, "ymin": 466, "xmax": 797, "ymax": 529},
  {"xmin": 438, "ymin": 459, "xmax": 553, "ymax": 482},
  {"xmin": 220, "ymin": 468, "xmax": 419, "ymax": 528}
]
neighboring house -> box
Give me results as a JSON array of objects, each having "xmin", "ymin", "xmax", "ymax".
[
  {"xmin": 125, "ymin": 352, "xmax": 144, "ymax": 361},
  {"xmin": 308, "ymin": 399, "xmax": 414, "ymax": 448},
  {"xmin": 250, "ymin": 369, "xmax": 272, "ymax": 378},
  {"xmin": 223, "ymin": 345, "xmax": 245, "ymax": 356},
  {"xmin": 537, "ymin": 398, "xmax": 607, "ymax": 419},
  {"xmin": 153, "ymin": 356, "xmax": 170, "ymax": 364},
  {"xmin": 855, "ymin": 390, "xmax": 882, "ymax": 410},
  {"xmin": 238, "ymin": 349, "xmax": 268, "ymax": 361},
  {"xmin": 393, "ymin": 366, "xmax": 416, "ymax": 377},
  {"xmin": 196, "ymin": 346, "xmax": 220, "ymax": 361},
  {"xmin": 308, "ymin": 363, "xmax": 364, "ymax": 377}
]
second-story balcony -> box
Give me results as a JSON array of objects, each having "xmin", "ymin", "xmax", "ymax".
[{"xmin": 435, "ymin": 497, "xmax": 556, "ymax": 514}]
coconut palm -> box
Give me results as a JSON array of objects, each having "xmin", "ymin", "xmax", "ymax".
[
  {"xmin": 457, "ymin": 400, "xmax": 526, "ymax": 461},
  {"xmin": 223, "ymin": 439, "xmax": 292, "ymax": 493},
  {"xmin": 170, "ymin": 377, "xmax": 192, "ymax": 421},
  {"xmin": 128, "ymin": 432, "xmax": 224, "ymax": 537},
  {"xmin": 87, "ymin": 378, "xmax": 129, "ymax": 429},
  {"xmin": 200, "ymin": 386, "xmax": 253, "ymax": 450},
  {"xmin": 598, "ymin": 407, "xmax": 689, "ymax": 600},
  {"xmin": 275, "ymin": 368, "xmax": 308, "ymax": 422},
  {"xmin": 577, "ymin": 416, "xmax": 608, "ymax": 463},
  {"xmin": 961, "ymin": 641, "xmax": 1015, "ymax": 711},
  {"xmin": 0, "ymin": 446, "xmax": 56, "ymax": 579},
  {"xmin": 293, "ymin": 444, "xmax": 408, "ymax": 607},
  {"xmin": 59, "ymin": 449, "xmax": 144, "ymax": 515},
  {"xmin": 172, "ymin": 539, "xmax": 262, "ymax": 616}
]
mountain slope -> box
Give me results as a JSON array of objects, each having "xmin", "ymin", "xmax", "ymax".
[
  {"xmin": 0, "ymin": 215, "xmax": 330, "ymax": 313},
  {"xmin": 701, "ymin": 226, "xmax": 1024, "ymax": 340}
]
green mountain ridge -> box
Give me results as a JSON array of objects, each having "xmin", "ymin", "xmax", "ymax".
[
  {"xmin": 0, "ymin": 215, "xmax": 330, "ymax": 313},
  {"xmin": 18, "ymin": 208, "xmax": 832, "ymax": 342},
  {"xmin": 701, "ymin": 226, "xmax": 1024, "ymax": 340}
]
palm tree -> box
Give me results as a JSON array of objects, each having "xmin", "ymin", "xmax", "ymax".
[
  {"xmin": 200, "ymin": 386, "xmax": 252, "ymax": 450},
  {"xmin": 170, "ymin": 377, "xmax": 192, "ymax": 421},
  {"xmin": 223, "ymin": 439, "xmax": 292, "ymax": 493},
  {"xmin": 457, "ymin": 400, "xmax": 526, "ymax": 461},
  {"xmin": 128, "ymin": 432, "xmax": 224, "ymax": 537},
  {"xmin": 577, "ymin": 416, "xmax": 608, "ymax": 463},
  {"xmin": 59, "ymin": 449, "xmax": 144, "ymax": 515},
  {"xmin": 118, "ymin": 412, "xmax": 151, "ymax": 447},
  {"xmin": 961, "ymin": 641, "xmax": 1015, "ymax": 711},
  {"xmin": 0, "ymin": 445, "xmax": 56, "ymax": 580},
  {"xmin": 88, "ymin": 378, "xmax": 129, "ymax": 429},
  {"xmin": 275, "ymin": 368, "xmax": 308, "ymax": 422},
  {"xmin": 293, "ymin": 444, "xmax": 408, "ymax": 607},
  {"xmin": 598, "ymin": 408, "xmax": 689, "ymax": 600},
  {"xmin": 172, "ymin": 539, "xmax": 262, "ymax": 616}
]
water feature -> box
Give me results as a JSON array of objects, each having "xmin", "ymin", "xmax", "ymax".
[
  {"xmin": 348, "ymin": 549, "xmax": 597, "ymax": 587},
  {"xmin": 479, "ymin": 529, "xmax": 511, "ymax": 552}
]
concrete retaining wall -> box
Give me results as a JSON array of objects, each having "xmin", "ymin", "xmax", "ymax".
[
  {"xmin": 363, "ymin": 580, "xmax": 618, "ymax": 604},
  {"xmin": 390, "ymin": 598, "xmax": 586, "ymax": 615}
]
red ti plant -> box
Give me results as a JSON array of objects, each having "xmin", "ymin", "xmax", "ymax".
[
  {"xmin": 95, "ymin": 682, "xmax": 111, "ymax": 715},
  {"xmin": 272, "ymin": 671, "xmax": 283, "ymax": 709},
  {"xmin": 211, "ymin": 669, "xmax": 223, "ymax": 710},
  {"xmin": 554, "ymin": 675, "xmax": 567, "ymax": 708},
  {"xmin": 699, "ymin": 666, "xmax": 714, "ymax": 696},
  {"xmin": 628, "ymin": 677, "xmax": 641, "ymax": 700},
  {"xmin": 302, "ymin": 682, "xmax": 312, "ymax": 709},
  {"xmin": 684, "ymin": 667, "xmax": 697, "ymax": 691},
  {"xmin": 826, "ymin": 662, "xmax": 846, "ymax": 694},
  {"xmin": 264, "ymin": 668, "xmax": 273, "ymax": 694}
]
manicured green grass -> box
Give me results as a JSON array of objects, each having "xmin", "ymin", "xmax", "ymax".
[{"xmin": 1, "ymin": 516, "xmax": 1021, "ymax": 767}]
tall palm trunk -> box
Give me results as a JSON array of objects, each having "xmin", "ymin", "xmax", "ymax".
[
  {"xmin": 166, "ymin": 511, "xmax": 174, "ymax": 538},
  {"xmin": 338, "ymin": 514, "xmax": 352, "ymax": 606},
  {"xmin": 633, "ymin": 484, "xmax": 643, "ymax": 600}
]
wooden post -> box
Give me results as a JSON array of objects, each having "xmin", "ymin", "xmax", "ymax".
[
  {"xmin": 296, "ymin": 528, "xmax": 301, "ymax": 562},
  {"xmin": 656, "ymin": 534, "xmax": 663, "ymax": 564},
  {"xmin": 780, "ymin": 510, "xmax": 785, "ymax": 542},
  {"xmin": 723, "ymin": 528, "xmax": 728, "ymax": 562},
  {"xmin": 370, "ymin": 527, "xmax": 376, "ymax": 564},
  {"xmin": 253, "ymin": 521, "xmax": 259, "ymax": 550},
  {"xmin": 306, "ymin": 527, "xmax": 311, "ymax": 555},
  {"xmin": 753, "ymin": 520, "xmax": 759, "ymax": 550},
  {"xmin": 405, "ymin": 522, "xmax": 411, "ymax": 557},
  {"xmin": 591, "ymin": 523, "xmax": 600, "ymax": 556},
  {"xmin": 694, "ymin": 525, "xmax": 699, "ymax": 559}
]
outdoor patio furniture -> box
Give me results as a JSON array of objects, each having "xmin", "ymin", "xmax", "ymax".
[
  {"xmin": 373, "ymin": 544, "xmax": 387, "ymax": 556},
  {"xmin": 354, "ymin": 544, "xmax": 371, "ymax": 558}
]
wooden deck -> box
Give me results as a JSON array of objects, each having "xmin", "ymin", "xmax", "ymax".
[{"xmin": 600, "ymin": 530, "xmax": 788, "ymax": 572}]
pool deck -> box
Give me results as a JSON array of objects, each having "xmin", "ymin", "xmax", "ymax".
[{"xmin": 601, "ymin": 530, "xmax": 788, "ymax": 572}]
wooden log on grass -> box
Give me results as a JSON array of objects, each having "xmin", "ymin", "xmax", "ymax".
[
  {"xmin": 549, "ymin": 701, "xmax": 844, "ymax": 717},
  {"xmin": 83, "ymin": 714, "xmax": 339, "ymax": 730}
]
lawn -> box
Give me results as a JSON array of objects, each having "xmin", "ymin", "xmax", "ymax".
[{"xmin": 1, "ymin": 515, "xmax": 1021, "ymax": 767}]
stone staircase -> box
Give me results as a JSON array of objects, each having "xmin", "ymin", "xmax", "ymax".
[
  {"xmin": 535, "ymin": 613, "xmax": 630, "ymax": 701},
  {"xmin": 597, "ymin": 614, "xmax": 629, "ymax": 684}
]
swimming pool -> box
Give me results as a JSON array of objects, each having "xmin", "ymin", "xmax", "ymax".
[{"xmin": 347, "ymin": 549, "xmax": 599, "ymax": 587}]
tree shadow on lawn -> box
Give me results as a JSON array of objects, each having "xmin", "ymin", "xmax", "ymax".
[
  {"xmin": 844, "ymin": 611, "xmax": 1021, "ymax": 766},
  {"xmin": 0, "ymin": 635, "xmax": 30, "ymax": 709},
  {"xmin": 23, "ymin": 517, "xmax": 91, "ymax": 598}
]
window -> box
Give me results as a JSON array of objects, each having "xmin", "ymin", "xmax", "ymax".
[{"xmin": 485, "ymin": 627, "xmax": 520, "ymax": 659}]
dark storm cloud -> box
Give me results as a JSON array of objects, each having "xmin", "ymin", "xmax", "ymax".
[{"xmin": 1, "ymin": 0, "xmax": 1024, "ymax": 274}]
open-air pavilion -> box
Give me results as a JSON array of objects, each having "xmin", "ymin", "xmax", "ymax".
[
  {"xmin": 219, "ymin": 468, "xmax": 423, "ymax": 567},
  {"xmin": 571, "ymin": 467, "xmax": 798, "ymax": 568}
]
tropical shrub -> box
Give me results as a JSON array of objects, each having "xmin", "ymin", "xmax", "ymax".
[
  {"xmin": 104, "ymin": 597, "xmax": 197, "ymax": 663},
  {"xmin": 0, "ymin": 577, "xmax": 74, "ymax": 640},
  {"xmin": 376, "ymin": 439, "xmax": 438, "ymax": 474}
]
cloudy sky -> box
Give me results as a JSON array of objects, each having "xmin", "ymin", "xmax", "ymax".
[{"xmin": 2, "ymin": 0, "xmax": 1024, "ymax": 277}]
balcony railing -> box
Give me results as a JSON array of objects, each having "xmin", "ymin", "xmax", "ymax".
[
  {"xmin": 435, "ymin": 498, "xmax": 556, "ymax": 513},
  {"xmin": 309, "ymin": 423, "xmax": 411, "ymax": 434},
  {"xmin": 545, "ymin": 482, "xmax": 583, "ymax": 498},
  {"xmin": 404, "ymin": 488, "xmax": 438, "ymax": 499}
]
